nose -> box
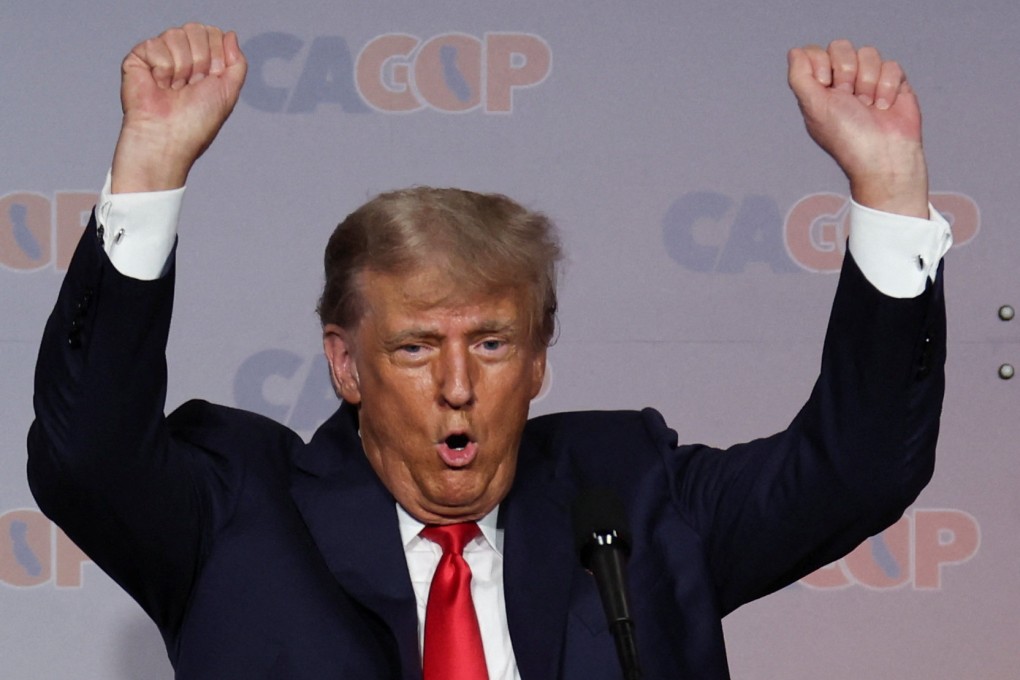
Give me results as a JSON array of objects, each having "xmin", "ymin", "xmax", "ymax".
[{"xmin": 437, "ymin": 346, "xmax": 475, "ymax": 408}]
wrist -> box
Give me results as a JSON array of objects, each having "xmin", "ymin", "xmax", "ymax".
[
  {"xmin": 847, "ymin": 146, "xmax": 929, "ymax": 219},
  {"xmin": 110, "ymin": 123, "xmax": 195, "ymax": 193}
]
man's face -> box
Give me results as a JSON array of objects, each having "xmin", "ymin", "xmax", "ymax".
[{"xmin": 323, "ymin": 264, "xmax": 546, "ymax": 524}]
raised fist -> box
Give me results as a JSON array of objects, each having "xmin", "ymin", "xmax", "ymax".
[{"xmin": 111, "ymin": 23, "xmax": 247, "ymax": 193}]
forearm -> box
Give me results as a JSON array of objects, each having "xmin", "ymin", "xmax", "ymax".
[
  {"xmin": 683, "ymin": 251, "xmax": 945, "ymax": 612},
  {"xmin": 27, "ymin": 215, "xmax": 200, "ymax": 628},
  {"xmin": 29, "ymin": 215, "xmax": 175, "ymax": 470}
]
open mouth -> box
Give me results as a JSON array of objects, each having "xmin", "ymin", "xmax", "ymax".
[
  {"xmin": 445, "ymin": 433, "xmax": 470, "ymax": 450},
  {"xmin": 437, "ymin": 432, "xmax": 477, "ymax": 467}
]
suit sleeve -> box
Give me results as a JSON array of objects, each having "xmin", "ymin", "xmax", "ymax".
[
  {"xmin": 27, "ymin": 214, "xmax": 211, "ymax": 632},
  {"xmin": 658, "ymin": 250, "xmax": 946, "ymax": 615}
]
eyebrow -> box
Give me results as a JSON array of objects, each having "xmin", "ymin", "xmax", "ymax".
[
  {"xmin": 385, "ymin": 320, "xmax": 519, "ymax": 346},
  {"xmin": 471, "ymin": 320, "xmax": 518, "ymax": 337},
  {"xmin": 385, "ymin": 328, "xmax": 441, "ymax": 346}
]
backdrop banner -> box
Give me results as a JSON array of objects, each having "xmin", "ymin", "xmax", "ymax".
[{"xmin": 2, "ymin": 2, "xmax": 1015, "ymax": 678}]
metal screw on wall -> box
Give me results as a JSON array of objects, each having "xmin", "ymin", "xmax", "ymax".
[{"xmin": 998, "ymin": 305, "xmax": 1014, "ymax": 380}]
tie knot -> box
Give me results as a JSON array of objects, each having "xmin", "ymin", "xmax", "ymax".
[{"xmin": 421, "ymin": 522, "xmax": 480, "ymax": 555}]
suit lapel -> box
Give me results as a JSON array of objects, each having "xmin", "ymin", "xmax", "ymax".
[
  {"xmin": 290, "ymin": 404, "xmax": 422, "ymax": 678},
  {"xmin": 501, "ymin": 433, "xmax": 578, "ymax": 680}
]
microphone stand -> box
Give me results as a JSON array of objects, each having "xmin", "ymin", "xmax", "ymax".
[{"xmin": 586, "ymin": 529, "xmax": 642, "ymax": 680}]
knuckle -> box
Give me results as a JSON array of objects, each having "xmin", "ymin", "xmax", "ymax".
[{"xmin": 878, "ymin": 74, "xmax": 901, "ymax": 91}]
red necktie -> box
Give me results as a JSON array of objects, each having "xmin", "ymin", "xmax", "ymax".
[{"xmin": 420, "ymin": 523, "xmax": 489, "ymax": 680}]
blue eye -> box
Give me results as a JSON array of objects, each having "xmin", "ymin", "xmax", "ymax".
[
  {"xmin": 481, "ymin": 339, "xmax": 504, "ymax": 351},
  {"xmin": 400, "ymin": 344, "xmax": 423, "ymax": 354}
]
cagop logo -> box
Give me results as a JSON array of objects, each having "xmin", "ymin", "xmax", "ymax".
[
  {"xmin": 234, "ymin": 350, "xmax": 338, "ymax": 432},
  {"xmin": 662, "ymin": 191, "xmax": 979, "ymax": 273},
  {"xmin": 785, "ymin": 192, "xmax": 979, "ymax": 272},
  {"xmin": 242, "ymin": 31, "xmax": 551, "ymax": 114},
  {"xmin": 0, "ymin": 508, "xmax": 91, "ymax": 588},
  {"xmin": 799, "ymin": 508, "xmax": 980, "ymax": 591},
  {"xmin": 0, "ymin": 191, "xmax": 95, "ymax": 272},
  {"xmin": 662, "ymin": 192, "xmax": 800, "ymax": 273}
]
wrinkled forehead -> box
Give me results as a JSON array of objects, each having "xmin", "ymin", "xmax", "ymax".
[{"xmin": 355, "ymin": 262, "xmax": 533, "ymax": 328}]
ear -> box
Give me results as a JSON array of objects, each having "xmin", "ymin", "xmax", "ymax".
[
  {"xmin": 323, "ymin": 323, "xmax": 362, "ymax": 405},
  {"xmin": 528, "ymin": 348, "xmax": 548, "ymax": 400}
]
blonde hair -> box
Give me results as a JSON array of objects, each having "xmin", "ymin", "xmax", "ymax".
[{"xmin": 318, "ymin": 187, "xmax": 562, "ymax": 348}]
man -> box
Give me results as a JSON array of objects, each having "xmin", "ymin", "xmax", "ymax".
[{"xmin": 28, "ymin": 23, "xmax": 950, "ymax": 679}]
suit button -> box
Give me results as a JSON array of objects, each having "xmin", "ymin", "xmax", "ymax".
[
  {"xmin": 67, "ymin": 331, "xmax": 81, "ymax": 349},
  {"xmin": 916, "ymin": 333, "xmax": 933, "ymax": 379}
]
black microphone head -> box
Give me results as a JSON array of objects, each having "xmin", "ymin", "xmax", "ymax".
[{"xmin": 571, "ymin": 488, "xmax": 632, "ymax": 569}]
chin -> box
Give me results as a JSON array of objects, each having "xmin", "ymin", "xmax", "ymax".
[{"xmin": 423, "ymin": 491, "xmax": 494, "ymax": 521}]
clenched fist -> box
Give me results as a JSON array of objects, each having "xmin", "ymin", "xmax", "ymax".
[
  {"xmin": 788, "ymin": 40, "xmax": 928, "ymax": 218},
  {"xmin": 111, "ymin": 23, "xmax": 247, "ymax": 193}
]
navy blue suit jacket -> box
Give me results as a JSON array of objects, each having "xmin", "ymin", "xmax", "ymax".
[{"xmin": 28, "ymin": 217, "xmax": 945, "ymax": 678}]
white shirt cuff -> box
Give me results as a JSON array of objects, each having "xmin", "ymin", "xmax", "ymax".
[
  {"xmin": 96, "ymin": 170, "xmax": 184, "ymax": 280},
  {"xmin": 848, "ymin": 200, "xmax": 953, "ymax": 298}
]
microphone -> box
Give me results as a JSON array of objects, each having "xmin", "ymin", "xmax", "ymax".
[{"xmin": 571, "ymin": 489, "xmax": 642, "ymax": 680}]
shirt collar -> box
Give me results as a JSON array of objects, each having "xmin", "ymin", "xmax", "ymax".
[{"xmin": 396, "ymin": 503, "xmax": 502, "ymax": 555}]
